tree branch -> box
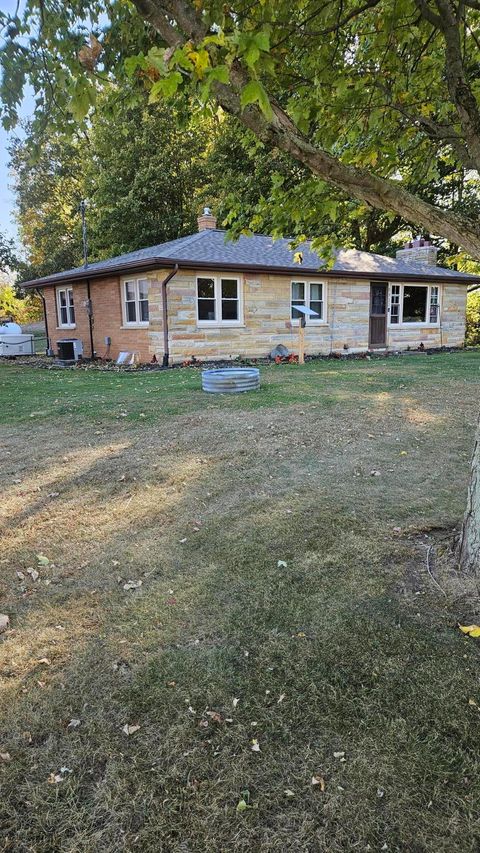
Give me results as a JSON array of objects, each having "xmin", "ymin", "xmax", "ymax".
[
  {"xmin": 272, "ymin": 0, "xmax": 382, "ymax": 49},
  {"xmin": 415, "ymin": 0, "xmax": 480, "ymax": 171},
  {"xmin": 132, "ymin": 0, "xmax": 480, "ymax": 256}
]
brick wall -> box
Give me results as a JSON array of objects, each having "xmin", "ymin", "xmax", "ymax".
[
  {"xmin": 89, "ymin": 276, "xmax": 150, "ymax": 361},
  {"xmin": 44, "ymin": 276, "xmax": 151, "ymax": 362},
  {"xmin": 42, "ymin": 269, "xmax": 468, "ymax": 363},
  {"xmin": 44, "ymin": 281, "xmax": 91, "ymax": 355}
]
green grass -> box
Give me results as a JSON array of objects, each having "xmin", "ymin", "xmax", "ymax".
[
  {"xmin": 1, "ymin": 352, "xmax": 480, "ymax": 852},
  {"xmin": 1, "ymin": 349, "xmax": 479, "ymax": 425}
]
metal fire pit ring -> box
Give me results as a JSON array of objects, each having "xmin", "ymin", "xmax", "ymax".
[{"xmin": 201, "ymin": 367, "xmax": 260, "ymax": 394}]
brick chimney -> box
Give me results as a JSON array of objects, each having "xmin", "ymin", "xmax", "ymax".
[
  {"xmin": 396, "ymin": 235, "xmax": 438, "ymax": 267},
  {"xmin": 197, "ymin": 207, "xmax": 217, "ymax": 231}
]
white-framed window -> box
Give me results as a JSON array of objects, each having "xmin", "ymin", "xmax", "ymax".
[
  {"xmin": 196, "ymin": 276, "xmax": 242, "ymax": 325},
  {"xmin": 57, "ymin": 287, "xmax": 75, "ymax": 327},
  {"xmin": 388, "ymin": 283, "xmax": 441, "ymax": 326},
  {"xmin": 122, "ymin": 278, "xmax": 150, "ymax": 326},
  {"xmin": 291, "ymin": 281, "xmax": 326, "ymax": 323}
]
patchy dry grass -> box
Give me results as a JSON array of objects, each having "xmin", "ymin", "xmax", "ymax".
[{"xmin": 1, "ymin": 353, "xmax": 480, "ymax": 851}]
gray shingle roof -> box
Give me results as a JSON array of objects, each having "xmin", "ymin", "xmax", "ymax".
[{"xmin": 22, "ymin": 229, "xmax": 480, "ymax": 287}]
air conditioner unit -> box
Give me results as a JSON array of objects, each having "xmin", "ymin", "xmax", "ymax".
[{"xmin": 57, "ymin": 338, "xmax": 83, "ymax": 362}]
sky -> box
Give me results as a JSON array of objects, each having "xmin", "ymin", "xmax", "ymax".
[{"xmin": 0, "ymin": 0, "xmax": 33, "ymax": 243}]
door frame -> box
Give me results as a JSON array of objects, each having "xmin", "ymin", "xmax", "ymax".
[{"xmin": 369, "ymin": 282, "xmax": 388, "ymax": 349}]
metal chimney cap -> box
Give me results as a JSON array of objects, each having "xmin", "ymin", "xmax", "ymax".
[{"xmin": 203, "ymin": 206, "xmax": 212, "ymax": 215}]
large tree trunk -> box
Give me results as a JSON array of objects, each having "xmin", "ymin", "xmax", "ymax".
[{"xmin": 458, "ymin": 415, "xmax": 480, "ymax": 574}]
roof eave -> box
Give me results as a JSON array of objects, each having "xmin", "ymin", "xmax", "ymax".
[{"xmin": 21, "ymin": 257, "xmax": 480, "ymax": 288}]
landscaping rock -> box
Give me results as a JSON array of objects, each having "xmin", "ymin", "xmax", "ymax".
[{"xmin": 270, "ymin": 344, "xmax": 289, "ymax": 359}]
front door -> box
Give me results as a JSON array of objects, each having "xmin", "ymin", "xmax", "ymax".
[{"xmin": 369, "ymin": 283, "xmax": 387, "ymax": 348}]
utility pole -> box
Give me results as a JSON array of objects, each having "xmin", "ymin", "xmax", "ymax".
[{"xmin": 80, "ymin": 199, "xmax": 88, "ymax": 267}]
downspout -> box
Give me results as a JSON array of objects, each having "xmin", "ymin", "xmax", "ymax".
[
  {"xmin": 161, "ymin": 264, "xmax": 179, "ymax": 367},
  {"xmin": 35, "ymin": 288, "xmax": 51, "ymax": 355},
  {"xmin": 86, "ymin": 278, "xmax": 95, "ymax": 359}
]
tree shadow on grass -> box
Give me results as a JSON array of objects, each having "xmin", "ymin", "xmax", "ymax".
[{"xmin": 2, "ymin": 361, "xmax": 480, "ymax": 851}]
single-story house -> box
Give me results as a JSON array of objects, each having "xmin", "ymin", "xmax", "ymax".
[{"xmin": 22, "ymin": 209, "xmax": 480, "ymax": 364}]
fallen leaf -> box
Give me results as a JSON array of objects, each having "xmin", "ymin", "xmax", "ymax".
[
  {"xmin": 459, "ymin": 624, "xmax": 480, "ymax": 637},
  {"xmin": 37, "ymin": 658, "xmax": 51, "ymax": 666},
  {"xmin": 277, "ymin": 693, "xmax": 286, "ymax": 704},
  {"xmin": 232, "ymin": 697, "xmax": 240, "ymax": 708},
  {"xmin": 469, "ymin": 698, "xmax": 479, "ymax": 708},
  {"xmin": 0, "ymin": 614, "xmax": 9, "ymax": 633},
  {"xmin": 47, "ymin": 492, "xmax": 60, "ymax": 498},
  {"xmin": 277, "ymin": 560, "xmax": 288, "ymax": 568},
  {"xmin": 284, "ymin": 789, "xmax": 295, "ymax": 798},
  {"xmin": 236, "ymin": 798, "xmax": 249, "ymax": 812},
  {"xmin": 370, "ymin": 470, "xmax": 381, "ymax": 477},
  {"xmin": 311, "ymin": 775, "xmax": 326, "ymax": 790},
  {"xmin": 0, "ymin": 752, "xmax": 12, "ymax": 762},
  {"xmin": 36, "ymin": 554, "xmax": 50, "ymax": 566},
  {"xmin": 251, "ymin": 739, "xmax": 261, "ymax": 752},
  {"xmin": 206, "ymin": 710, "xmax": 223, "ymax": 723},
  {"xmin": 123, "ymin": 580, "xmax": 142, "ymax": 591},
  {"xmin": 333, "ymin": 751, "xmax": 345, "ymax": 759},
  {"xmin": 47, "ymin": 766, "xmax": 72, "ymax": 784},
  {"xmin": 16, "ymin": 571, "xmax": 25, "ymax": 581},
  {"xmin": 122, "ymin": 723, "xmax": 140, "ymax": 736},
  {"xmin": 67, "ymin": 719, "xmax": 81, "ymax": 728},
  {"xmin": 27, "ymin": 568, "xmax": 39, "ymax": 582}
]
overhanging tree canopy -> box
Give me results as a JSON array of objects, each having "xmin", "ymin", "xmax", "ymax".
[{"xmin": 2, "ymin": 0, "xmax": 480, "ymax": 259}]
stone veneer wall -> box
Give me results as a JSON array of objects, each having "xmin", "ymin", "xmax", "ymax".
[
  {"xmin": 42, "ymin": 269, "xmax": 468, "ymax": 363},
  {"xmin": 386, "ymin": 284, "xmax": 466, "ymax": 350},
  {"xmin": 148, "ymin": 270, "xmax": 468, "ymax": 362}
]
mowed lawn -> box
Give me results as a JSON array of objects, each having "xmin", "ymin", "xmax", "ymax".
[{"xmin": 1, "ymin": 353, "xmax": 480, "ymax": 852}]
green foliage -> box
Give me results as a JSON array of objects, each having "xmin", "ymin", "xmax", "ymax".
[
  {"xmin": 4, "ymin": 0, "xmax": 480, "ymax": 267},
  {"xmin": 9, "ymin": 134, "xmax": 88, "ymax": 281},
  {"xmin": 466, "ymin": 291, "xmax": 480, "ymax": 346},
  {"xmin": 85, "ymin": 100, "xmax": 213, "ymax": 258},
  {"xmin": 0, "ymin": 283, "xmax": 42, "ymax": 323},
  {"xmin": 0, "ymin": 231, "xmax": 16, "ymax": 272},
  {"xmin": 10, "ymin": 98, "xmax": 216, "ymax": 277},
  {"xmin": 240, "ymin": 80, "xmax": 272, "ymax": 118}
]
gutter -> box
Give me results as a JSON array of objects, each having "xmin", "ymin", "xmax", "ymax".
[
  {"xmin": 21, "ymin": 258, "xmax": 480, "ymax": 289},
  {"xmin": 161, "ymin": 264, "xmax": 179, "ymax": 367},
  {"xmin": 35, "ymin": 288, "xmax": 51, "ymax": 355}
]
